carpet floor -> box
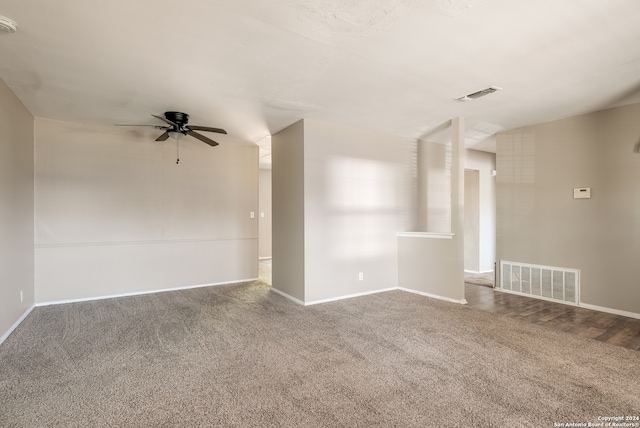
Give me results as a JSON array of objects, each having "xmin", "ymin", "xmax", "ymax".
[
  {"xmin": 464, "ymin": 271, "xmax": 494, "ymax": 287},
  {"xmin": 1, "ymin": 280, "xmax": 638, "ymax": 427}
]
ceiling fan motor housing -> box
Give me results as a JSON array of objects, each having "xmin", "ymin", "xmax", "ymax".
[{"xmin": 165, "ymin": 111, "xmax": 189, "ymax": 126}]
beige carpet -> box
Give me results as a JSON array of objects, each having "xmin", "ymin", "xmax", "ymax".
[
  {"xmin": 465, "ymin": 271, "xmax": 494, "ymax": 287},
  {"xmin": 1, "ymin": 280, "xmax": 638, "ymax": 427}
]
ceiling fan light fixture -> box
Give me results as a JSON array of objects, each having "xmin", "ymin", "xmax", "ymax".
[
  {"xmin": 168, "ymin": 130, "xmax": 184, "ymax": 140},
  {"xmin": 0, "ymin": 15, "xmax": 17, "ymax": 33}
]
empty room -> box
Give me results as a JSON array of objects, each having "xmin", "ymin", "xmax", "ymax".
[{"xmin": 1, "ymin": 1, "xmax": 639, "ymax": 426}]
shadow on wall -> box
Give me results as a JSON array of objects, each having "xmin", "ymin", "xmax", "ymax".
[{"xmin": 326, "ymin": 156, "xmax": 409, "ymax": 260}]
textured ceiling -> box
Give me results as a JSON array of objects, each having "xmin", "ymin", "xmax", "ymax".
[{"xmin": 1, "ymin": 0, "xmax": 640, "ymax": 163}]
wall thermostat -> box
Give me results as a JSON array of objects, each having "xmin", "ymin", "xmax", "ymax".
[{"xmin": 573, "ymin": 188, "xmax": 591, "ymax": 199}]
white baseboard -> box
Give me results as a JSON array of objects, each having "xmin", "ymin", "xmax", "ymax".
[
  {"xmin": 270, "ymin": 287, "xmax": 398, "ymax": 306},
  {"xmin": 304, "ymin": 288, "xmax": 398, "ymax": 306},
  {"xmin": 495, "ymin": 287, "xmax": 581, "ymax": 307},
  {"xmin": 259, "ymin": 257, "xmax": 272, "ymax": 260},
  {"xmin": 398, "ymin": 287, "xmax": 467, "ymax": 305},
  {"xmin": 579, "ymin": 302, "xmax": 640, "ymax": 320},
  {"xmin": 0, "ymin": 305, "xmax": 35, "ymax": 346},
  {"xmin": 35, "ymin": 278, "xmax": 259, "ymax": 307},
  {"xmin": 271, "ymin": 285, "xmax": 468, "ymax": 307},
  {"xmin": 495, "ymin": 287, "xmax": 640, "ymax": 320},
  {"xmin": 270, "ymin": 287, "xmax": 305, "ymax": 306}
]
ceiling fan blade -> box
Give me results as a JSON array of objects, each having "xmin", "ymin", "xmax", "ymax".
[
  {"xmin": 156, "ymin": 131, "xmax": 170, "ymax": 141},
  {"xmin": 115, "ymin": 124, "xmax": 169, "ymax": 129},
  {"xmin": 152, "ymin": 114, "xmax": 178, "ymax": 127},
  {"xmin": 188, "ymin": 125, "xmax": 227, "ymax": 134},
  {"xmin": 187, "ymin": 130, "xmax": 219, "ymax": 147}
]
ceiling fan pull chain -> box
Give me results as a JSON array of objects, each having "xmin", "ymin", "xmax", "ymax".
[{"xmin": 176, "ymin": 139, "xmax": 180, "ymax": 164}]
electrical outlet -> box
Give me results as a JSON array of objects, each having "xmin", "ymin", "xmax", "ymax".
[{"xmin": 358, "ymin": 272, "xmax": 364, "ymax": 281}]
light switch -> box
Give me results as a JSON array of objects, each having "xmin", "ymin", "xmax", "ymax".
[
  {"xmin": 573, "ymin": 188, "xmax": 591, "ymax": 199},
  {"xmin": 250, "ymin": 211, "xmax": 255, "ymax": 218},
  {"xmin": 260, "ymin": 212, "xmax": 265, "ymax": 218}
]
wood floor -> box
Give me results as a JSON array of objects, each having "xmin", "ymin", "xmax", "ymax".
[
  {"xmin": 465, "ymin": 283, "xmax": 640, "ymax": 351},
  {"xmin": 260, "ymin": 260, "xmax": 639, "ymax": 351}
]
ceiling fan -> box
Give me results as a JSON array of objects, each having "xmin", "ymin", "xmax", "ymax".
[{"xmin": 117, "ymin": 111, "xmax": 227, "ymax": 146}]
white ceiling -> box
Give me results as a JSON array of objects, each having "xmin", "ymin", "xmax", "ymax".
[{"xmin": 1, "ymin": 0, "xmax": 640, "ymax": 164}]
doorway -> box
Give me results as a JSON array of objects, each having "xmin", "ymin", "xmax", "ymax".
[
  {"xmin": 259, "ymin": 168, "xmax": 272, "ymax": 284},
  {"xmin": 464, "ymin": 169, "xmax": 480, "ymax": 272},
  {"xmin": 463, "ymin": 162, "xmax": 497, "ymax": 287}
]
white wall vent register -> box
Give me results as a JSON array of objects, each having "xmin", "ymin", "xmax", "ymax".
[{"xmin": 500, "ymin": 261, "xmax": 579, "ymax": 305}]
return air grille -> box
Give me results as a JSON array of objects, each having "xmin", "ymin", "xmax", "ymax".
[{"xmin": 500, "ymin": 261, "xmax": 579, "ymax": 305}]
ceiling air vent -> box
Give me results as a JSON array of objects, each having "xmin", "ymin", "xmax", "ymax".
[
  {"xmin": 0, "ymin": 15, "xmax": 17, "ymax": 33},
  {"xmin": 456, "ymin": 86, "xmax": 502, "ymax": 102}
]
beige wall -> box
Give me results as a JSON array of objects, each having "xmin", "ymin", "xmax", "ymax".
[
  {"xmin": 417, "ymin": 141, "xmax": 450, "ymax": 233},
  {"xmin": 34, "ymin": 119, "xmax": 259, "ymax": 303},
  {"xmin": 271, "ymin": 120, "xmax": 306, "ymax": 302},
  {"xmin": 259, "ymin": 168, "xmax": 272, "ymax": 259},
  {"xmin": 302, "ymin": 120, "xmax": 415, "ymax": 302},
  {"xmin": 397, "ymin": 118, "xmax": 466, "ymax": 302},
  {"xmin": 0, "ymin": 79, "xmax": 34, "ymax": 341},
  {"xmin": 496, "ymin": 102, "xmax": 640, "ymax": 315},
  {"xmin": 398, "ymin": 235, "xmax": 465, "ymax": 302},
  {"xmin": 272, "ymin": 119, "xmax": 415, "ymax": 304}
]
